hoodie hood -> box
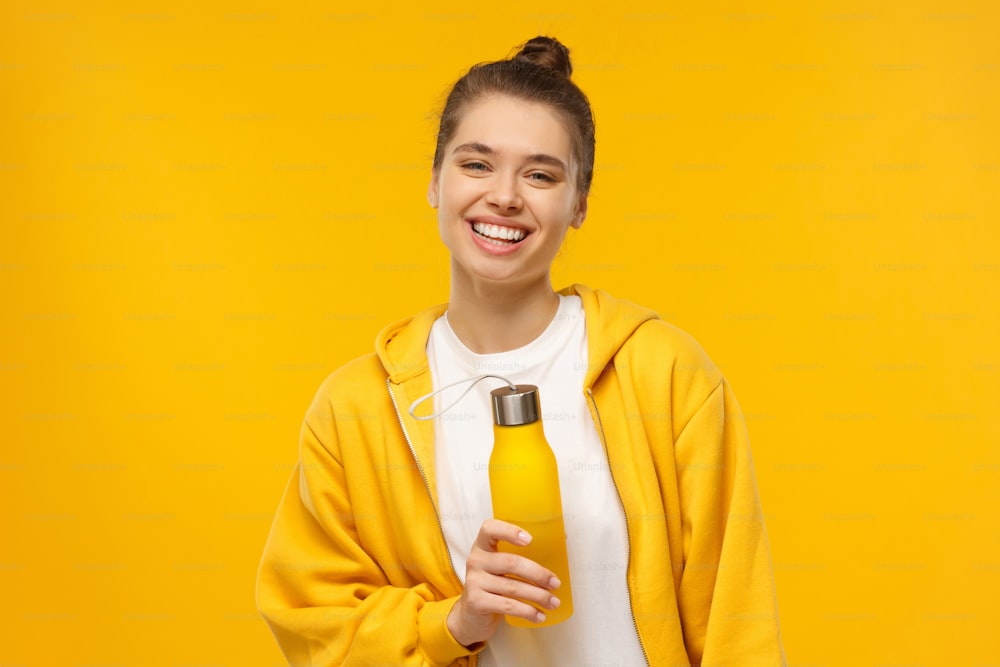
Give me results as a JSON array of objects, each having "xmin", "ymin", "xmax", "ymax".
[{"xmin": 375, "ymin": 284, "xmax": 659, "ymax": 389}]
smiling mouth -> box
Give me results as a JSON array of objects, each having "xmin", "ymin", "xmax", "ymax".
[{"xmin": 471, "ymin": 221, "xmax": 528, "ymax": 246}]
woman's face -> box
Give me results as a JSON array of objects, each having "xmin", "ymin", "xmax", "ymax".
[{"xmin": 427, "ymin": 93, "xmax": 587, "ymax": 291}]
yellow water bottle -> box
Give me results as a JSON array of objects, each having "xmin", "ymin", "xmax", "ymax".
[{"xmin": 488, "ymin": 384, "xmax": 573, "ymax": 627}]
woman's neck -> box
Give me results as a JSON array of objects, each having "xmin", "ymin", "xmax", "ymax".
[{"xmin": 446, "ymin": 275, "xmax": 560, "ymax": 354}]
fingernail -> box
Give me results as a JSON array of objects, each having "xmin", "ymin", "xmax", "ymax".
[
  {"xmin": 535, "ymin": 611, "xmax": 546, "ymax": 623},
  {"xmin": 549, "ymin": 576, "xmax": 561, "ymax": 589},
  {"xmin": 518, "ymin": 531, "xmax": 532, "ymax": 544},
  {"xmin": 549, "ymin": 596, "xmax": 561, "ymax": 609}
]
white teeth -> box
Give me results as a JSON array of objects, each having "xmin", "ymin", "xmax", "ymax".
[{"xmin": 472, "ymin": 221, "xmax": 526, "ymax": 242}]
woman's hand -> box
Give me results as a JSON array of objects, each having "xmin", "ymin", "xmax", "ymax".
[{"xmin": 446, "ymin": 518, "xmax": 562, "ymax": 647}]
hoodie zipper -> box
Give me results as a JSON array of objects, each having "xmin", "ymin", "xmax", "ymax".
[
  {"xmin": 386, "ymin": 378, "xmax": 478, "ymax": 667},
  {"xmin": 586, "ymin": 387, "xmax": 651, "ymax": 667}
]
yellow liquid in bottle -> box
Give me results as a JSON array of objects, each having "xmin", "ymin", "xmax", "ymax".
[{"xmin": 489, "ymin": 419, "xmax": 573, "ymax": 627}]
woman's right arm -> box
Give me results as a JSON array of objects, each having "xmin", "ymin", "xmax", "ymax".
[
  {"xmin": 256, "ymin": 366, "xmax": 561, "ymax": 665},
  {"xmin": 255, "ymin": 413, "xmax": 479, "ymax": 667}
]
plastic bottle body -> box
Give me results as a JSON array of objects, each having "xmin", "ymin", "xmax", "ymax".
[{"xmin": 489, "ymin": 419, "xmax": 573, "ymax": 627}]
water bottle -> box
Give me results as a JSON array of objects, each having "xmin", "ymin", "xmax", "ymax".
[{"xmin": 488, "ymin": 384, "xmax": 573, "ymax": 627}]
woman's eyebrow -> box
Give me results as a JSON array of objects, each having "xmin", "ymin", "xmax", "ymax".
[{"xmin": 452, "ymin": 142, "xmax": 567, "ymax": 172}]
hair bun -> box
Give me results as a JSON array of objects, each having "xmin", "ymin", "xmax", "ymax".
[{"xmin": 512, "ymin": 36, "xmax": 572, "ymax": 79}]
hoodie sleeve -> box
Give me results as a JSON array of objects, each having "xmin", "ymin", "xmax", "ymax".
[
  {"xmin": 673, "ymin": 378, "xmax": 787, "ymax": 667},
  {"xmin": 255, "ymin": 408, "xmax": 482, "ymax": 666}
]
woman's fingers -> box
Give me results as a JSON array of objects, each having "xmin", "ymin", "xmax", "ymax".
[
  {"xmin": 473, "ymin": 519, "xmax": 561, "ymax": 589},
  {"xmin": 447, "ymin": 519, "xmax": 563, "ymax": 645},
  {"xmin": 459, "ymin": 581, "xmax": 550, "ymax": 624},
  {"xmin": 466, "ymin": 556, "xmax": 561, "ymax": 614},
  {"xmin": 467, "ymin": 549, "xmax": 561, "ymax": 600},
  {"xmin": 467, "ymin": 520, "xmax": 562, "ymax": 620},
  {"xmin": 474, "ymin": 518, "xmax": 532, "ymax": 550}
]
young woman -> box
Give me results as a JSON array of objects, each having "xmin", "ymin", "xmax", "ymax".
[{"xmin": 257, "ymin": 36, "xmax": 787, "ymax": 666}]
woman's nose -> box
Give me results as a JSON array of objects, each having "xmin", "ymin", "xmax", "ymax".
[{"xmin": 486, "ymin": 177, "xmax": 522, "ymax": 210}]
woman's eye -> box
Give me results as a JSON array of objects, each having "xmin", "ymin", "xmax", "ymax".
[
  {"xmin": 462, "ymin": 161, "xmax": 488, "ymax": 172},
  {"xmin": 528, "ymin": 172, "xmax": 555, "ymax": 183}
]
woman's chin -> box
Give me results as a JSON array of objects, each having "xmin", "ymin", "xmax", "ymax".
[{"xmin": 452, "ymin": 261, "xmax": 550, "ymax": 293}]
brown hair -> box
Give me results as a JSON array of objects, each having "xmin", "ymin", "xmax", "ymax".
[{"xmin": 431, "ymin": 36, "xmax": 596, "ymax": 195}]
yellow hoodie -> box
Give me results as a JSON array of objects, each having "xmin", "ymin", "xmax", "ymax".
[{"xmin": 256, "ymin": 284, "xmax": 787, "ymax": 666}]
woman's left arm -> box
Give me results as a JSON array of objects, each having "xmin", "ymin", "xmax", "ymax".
[{"xmin": 673, "ymin": 378, "xmax": 788, "ymax": 667}]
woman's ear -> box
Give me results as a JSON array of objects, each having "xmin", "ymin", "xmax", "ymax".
[
  {"xmin": 571, "ymin": 195, "xmax": 588, "ymax": 229},
  {"xmin": 427, "ymin": 170, "xmax": 439, "ymax": 209}
]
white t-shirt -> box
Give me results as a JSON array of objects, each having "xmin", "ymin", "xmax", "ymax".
[{"xmin": 426, "ymin": 294, "xmax": 647, "ymax": 666}]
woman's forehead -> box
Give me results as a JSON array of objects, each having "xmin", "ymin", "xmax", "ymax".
[{"xmin": 447, "ymin": 94, "xmax": 574, "ymax": 162}]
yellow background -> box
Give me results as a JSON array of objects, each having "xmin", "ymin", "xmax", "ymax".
[{"xmin": 2, "ymin": 1, "xmax": 998, "ymax": 664}]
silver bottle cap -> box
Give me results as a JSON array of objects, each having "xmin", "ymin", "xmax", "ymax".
[{"xmin": 490, "ymin": 384, "xmax": 540, "ymax": 426}]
